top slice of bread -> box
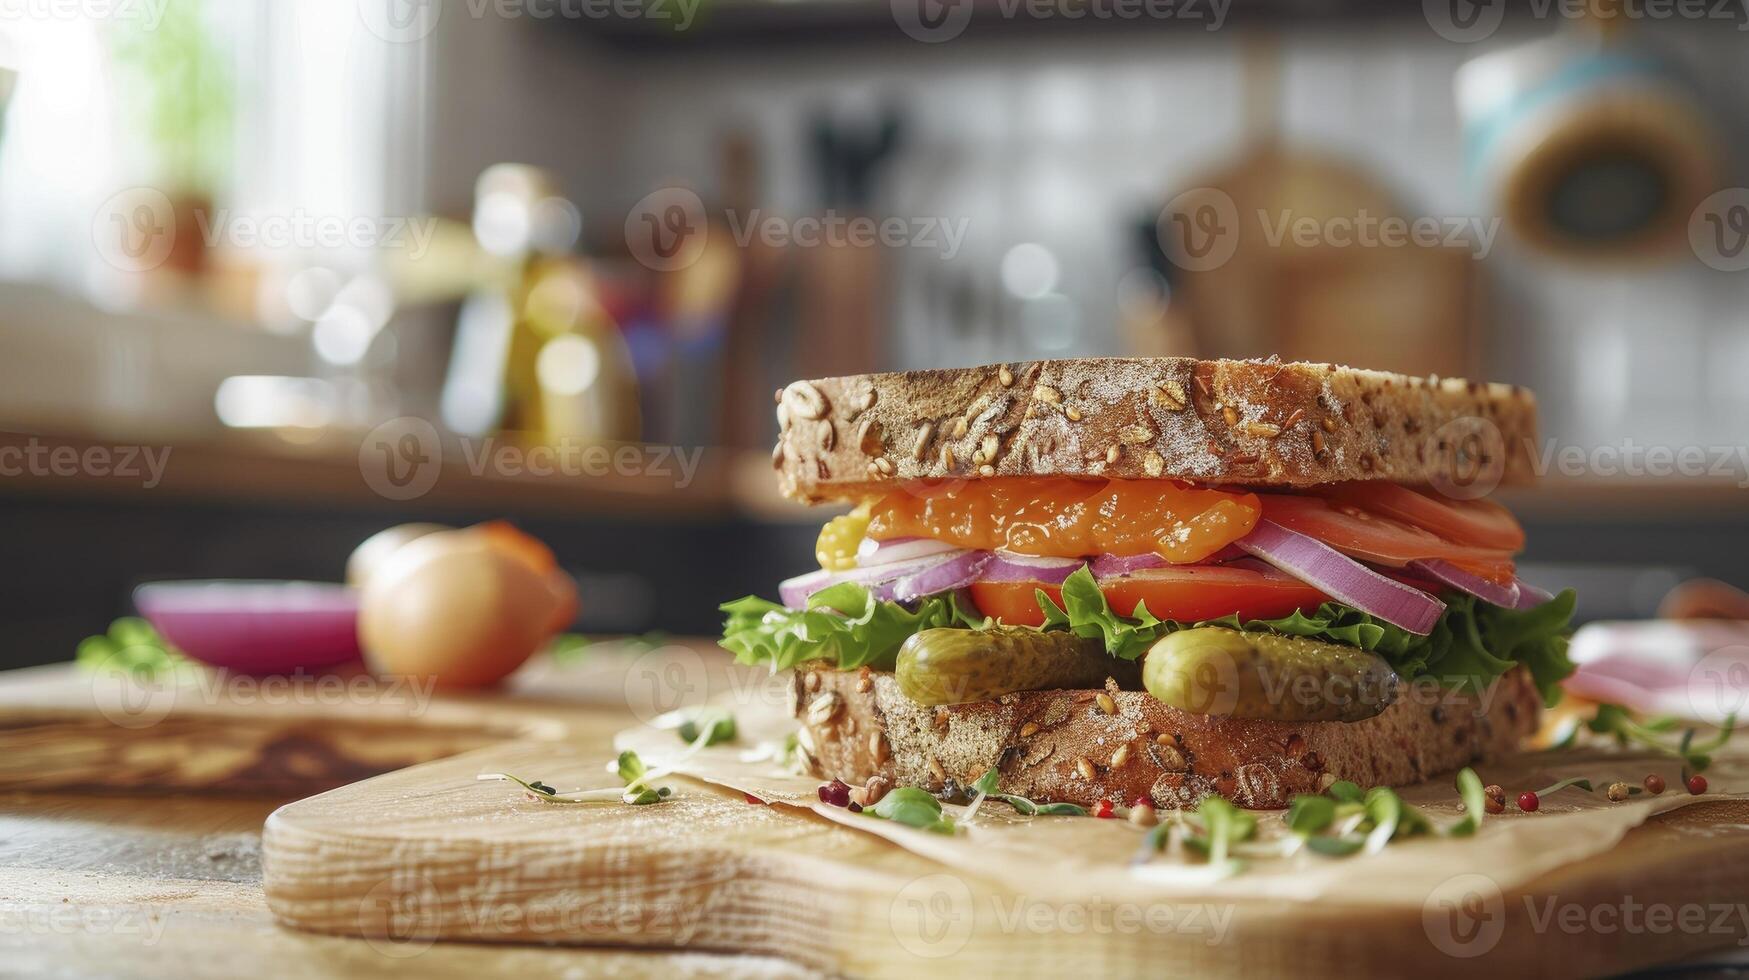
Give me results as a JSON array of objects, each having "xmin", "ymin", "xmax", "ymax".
[{"xmin": 772, "ymin": 357, "xmax": 1538, "ymax": 503}]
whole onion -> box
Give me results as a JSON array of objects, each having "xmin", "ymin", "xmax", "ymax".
[
  {"xmin": 346, "ymin": 523, "xmax": 451, "ymax": 589},
  {"xmin": 359, "ymin": 523, "xmax": 577, "ymax": 689}
]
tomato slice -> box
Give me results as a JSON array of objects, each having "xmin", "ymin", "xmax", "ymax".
[
  {"xmin": 1316, "ymin": 482, "xmax": 1524, "ymax": 552},
  {"xmin": 968, "ymin": 565, "xmax": 1330, "ymax": 628},
  {"xmin": 1257, "ymin": 495, "xmax": 1517, "ymax": 581}
]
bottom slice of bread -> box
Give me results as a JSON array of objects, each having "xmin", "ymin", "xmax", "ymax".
[{"xmin": 792, "ymin": 666, "xmax": 1540, "ymax": 809}]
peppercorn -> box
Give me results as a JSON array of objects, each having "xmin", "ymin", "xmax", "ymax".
[
  {"xmin": 1688, "ymin": 774, "xmax": 1708, "ymax": 795},
  {"xmin": 1518, "ymin": 791, "xmax": 1540, "ymax": 812},
  {"xmin": 1607, "ymin": 782, "xmax": 1630, "ymax": 802},
  {"xmin": 1483, "ymin": 784, "xmax": 1506, "ymax": 814},
  {"xmin": 1643, "ymin": 774, "xmax": 1665, "ymax": 795}
]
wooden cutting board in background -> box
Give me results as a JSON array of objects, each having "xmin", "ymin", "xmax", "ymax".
[
  {"xmin": 0, "ymin": 641, "xmax": 746, "ymax": 796},
  {"xmin": 1159, "ymin": 38, "xmax": 1483, "ymax": 380},
  {"xmin": 260, "ymin": 738, "xmax": 1749, "ymax": 979}
]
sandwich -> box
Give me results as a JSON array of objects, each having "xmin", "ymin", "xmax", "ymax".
[{"xmin": 721, "ymin": 357, "xmax": 1575, "ymax": 809}]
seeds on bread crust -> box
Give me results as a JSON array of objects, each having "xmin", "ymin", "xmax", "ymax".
[
  {"xmin": 784, "ymin": 381, "xmax": 829, "ymax": 421},
  {"xmin": 773, "ymin": 357, "xmax": 1539, "ymax": 501},
  {"xmin": 1154, "ymin": 379, "xmax": 1188, "ymax": 410},
  {"xmin": 794, "ymin": 669, "xmax": 1540, "ymax": 810},
  {"xmin": 806, "ymin": 692, "xmax": 842, "ymax": 727},
  {"xmin": 912, "ymin": 421, "xmax": 934, "ymax": 462},
  {"xmin": 856, "ymin": 416, "xmax": 883, "ymax": 455}
]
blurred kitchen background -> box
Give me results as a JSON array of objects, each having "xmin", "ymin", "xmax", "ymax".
[{"xmin": 2, "ymin": 0, "xmax": 1747, "ymax": 667}]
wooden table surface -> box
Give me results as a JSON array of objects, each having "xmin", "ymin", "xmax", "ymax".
[
  {"xmin": 0, "ymin": 648, "xmax": 822, "ymax": 979},
  {"xmin": 4, "ymin": 646, "xmax": 1745, "ymax": 979}
]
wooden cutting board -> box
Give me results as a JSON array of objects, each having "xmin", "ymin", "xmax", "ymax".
[
  {"xmin": 261, "ymin": 739, "xmax": 1749, "ymax": 978},
  {"xmin": 0, "ymin": 641, "xmax": 740, "ymax": 796}
]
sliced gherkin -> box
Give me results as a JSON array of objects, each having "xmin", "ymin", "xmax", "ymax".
[
  {"xmin": 896, "ymin": 627, "xmax": 1128, "ymax": 706},
  {"xmin": 1142, "ymin": 627, "xmax": 1399, "ymax": 722}
]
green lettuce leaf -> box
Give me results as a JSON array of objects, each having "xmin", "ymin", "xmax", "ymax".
[
  {"xmin": 721, "ymin": 566, "xmax": 1576, "ymax": 704},
  {"xmin": 718, "ymin": 582, "xmax": 987, "ymax": 672},
  {"xmin": 1033, "ymin": 567, "xmax": 1575, "ymax": 703}
]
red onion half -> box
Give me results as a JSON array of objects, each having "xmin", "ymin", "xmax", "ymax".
[{"xmin": 1236, "ymin": 520, "xmax": 1445, "ymax": 634}]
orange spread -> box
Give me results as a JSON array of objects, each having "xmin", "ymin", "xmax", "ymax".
[{"xmin": 864, "ymin": 477, "xmax": 1261, "ymax": 563}]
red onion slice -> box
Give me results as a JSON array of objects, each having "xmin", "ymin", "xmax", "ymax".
[
  {"xmin": 1236, "ymin": 520, "xmax": 1445, "ymax": 634},
  {"xmin": 778, "ymin": 568, "xmax": 846, "ymax": 609},
  {"xmin": 1217, "ymin": 556, "xmax": 1307, "ymax": 580},
  {"xmin": 1089, "ymin": 544, "xmax": 1248, "ymax": 579},
  {"xmin": 779, "ymin": 554, "xmax": 954, "ymax": 608},
  {"xmin": 855, "ymin": 536, "xmax": 962, "ymax": 567},
  {"xmin": 1513, "ymin": 578, "xmax": 1554, "ymax": 609},
  {"xmin": 980, "ymin": 551, "xmax": 1085, "ymax": 584},
  {"xmin": 1089, "ymin": 553, "xmax": 1168, "ymax": 578},
  {"xmin": 887, "ymin": 551, "xmax": 991, "ymax": 603},
  {"xmin": 1408, "ymin": 559, "xmax": 1520, "ymax": 609},
  {"xmin": 780, "ymin": 551, "xmax": 989, "ymax": 609}
]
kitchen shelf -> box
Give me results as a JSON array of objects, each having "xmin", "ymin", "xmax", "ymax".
[
  {"xmin": 0, "ymin": 429, "xmax": 818, "ymax": 523},
  {"xmin": 555, "ymin": 0, "xmax": 1709, "ymax": 51}
]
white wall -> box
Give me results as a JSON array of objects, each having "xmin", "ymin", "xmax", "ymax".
[{"xmin": 426, "ymin": 16, "xmax": 1749, "ymax": 455}]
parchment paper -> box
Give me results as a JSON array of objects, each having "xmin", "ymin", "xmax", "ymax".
[{"xmin": 617, "ymin": 698, "xmax": 1748, "ymax": 906}]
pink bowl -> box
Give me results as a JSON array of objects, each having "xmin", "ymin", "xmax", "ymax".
[{"xmin": 133, "ymin": 580, "xmax": 362, "ymax": 675}]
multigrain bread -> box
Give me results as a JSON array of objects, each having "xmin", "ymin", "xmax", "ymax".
[
  {"xmin": 772, "ymin": 357, "xmax": 1538, "ymax": 503},
  {"xmin": 792, "ymin": 666, "xmax": 1540, "ymax": 810}
]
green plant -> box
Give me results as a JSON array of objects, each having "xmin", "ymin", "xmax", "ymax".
[{"xmin": 107, "ymin": 0, "xmax": 232, "ymax": 193}]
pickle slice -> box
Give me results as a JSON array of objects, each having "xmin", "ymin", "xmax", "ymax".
[
  {"xmin": 1142, "ymin": 627, "xmax": 1400, "ymax": 722},
  {"xmin": 896, "ymin": 627, "xmax": 1129, "ymax": 706}
]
